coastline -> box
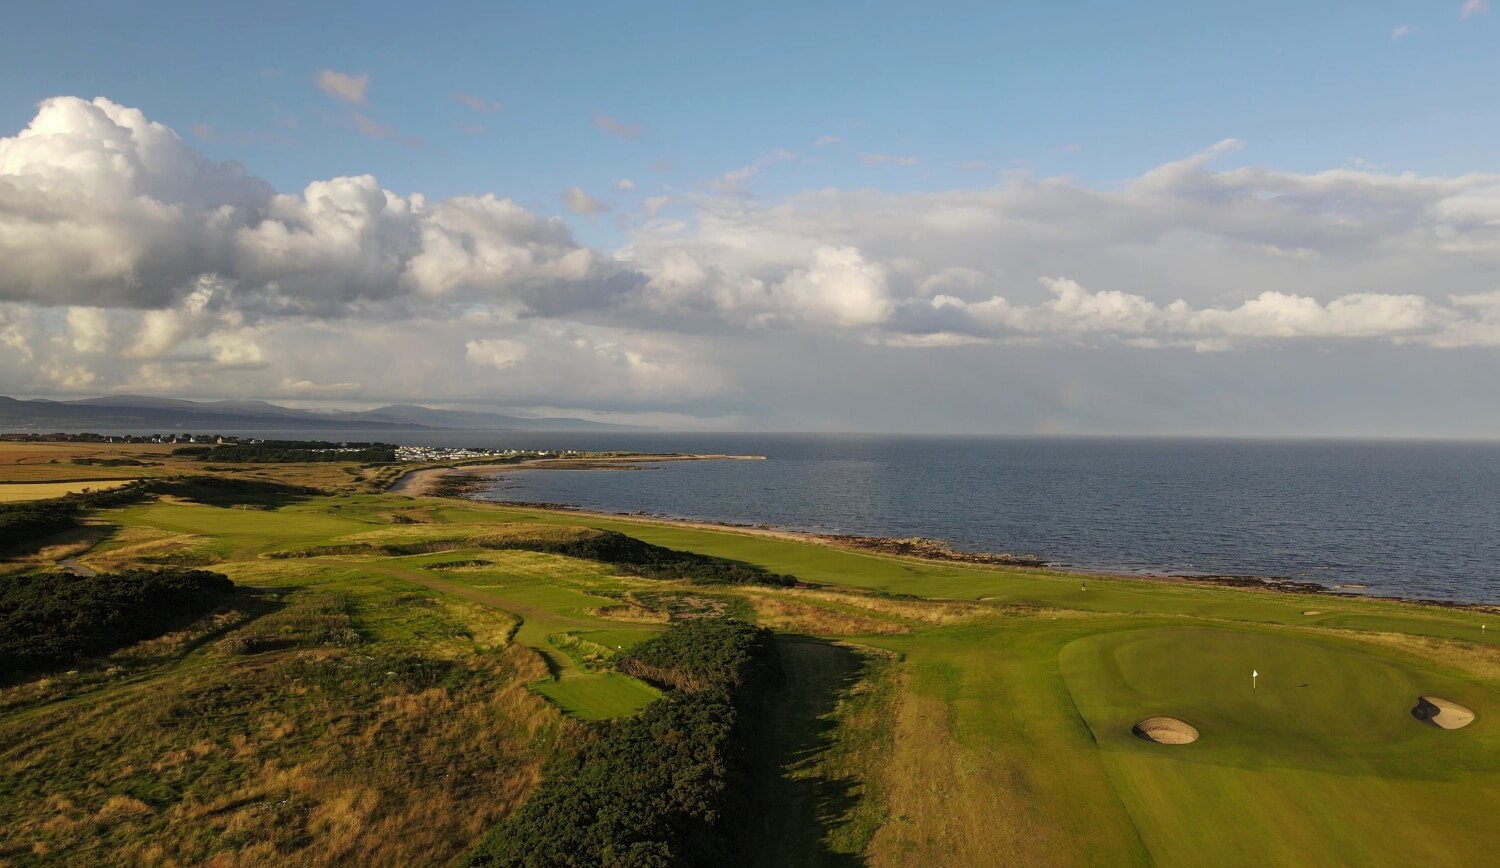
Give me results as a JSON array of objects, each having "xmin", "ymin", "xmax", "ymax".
[
  {"xmin": 389, "ymin": 461, "xmax": 1500, "ymax": 614},
  {"xmin": 387, "ymin": 453, "xmax": 765, "ymax": 497}
]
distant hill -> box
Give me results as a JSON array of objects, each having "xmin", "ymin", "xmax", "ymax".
[{"xmin": 0, "ymin": 395, "xmax": 642, "ymax": 433}]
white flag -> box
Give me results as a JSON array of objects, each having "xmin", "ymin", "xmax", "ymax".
[{"xmin": 1253, "ymin": 670, "xmax": 1259, "ymax": 677}]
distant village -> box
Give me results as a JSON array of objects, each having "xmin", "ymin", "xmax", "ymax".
[{"xmin": 0, "ymin": 431, "xmax": 584, "ymax": 463}]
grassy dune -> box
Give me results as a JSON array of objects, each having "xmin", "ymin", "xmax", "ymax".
[{"xmin": 2, "ymin": 449, "xmax": 1498, "ymax": 865}]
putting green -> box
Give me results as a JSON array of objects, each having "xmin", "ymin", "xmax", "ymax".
[{"xmin": 1060, "ymin": 625, "xmax": 1500, "ymax": 866}]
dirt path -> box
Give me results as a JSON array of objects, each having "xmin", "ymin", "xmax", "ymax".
[
  {"xmin": 749, "ymin": 636, "xmax": 869, "ymax": 867},
  {"xmin": 57, "ymin": 558, "xmax": 97, "ymax": 577}
]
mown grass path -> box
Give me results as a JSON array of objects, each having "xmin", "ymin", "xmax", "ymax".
[{"xmin": 749, "ymin": 636, "xmax": 868, "ymax": 867}]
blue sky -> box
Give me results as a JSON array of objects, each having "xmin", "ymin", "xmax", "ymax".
[
  {"xmin": 3, "ymin": 0, "xmax": 1494, "ymax": 246},
  {"xmin": 0, "ymin": 1, "xmax": 1497, "ymax": 434}
]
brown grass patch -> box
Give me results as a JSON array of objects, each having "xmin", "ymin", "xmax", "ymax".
[
  {"xmin": 588, "ymin": 604, "xmax": 671, "ymax": 624},
  {"xmin": 745, "ymin": 594, "xmax": 910, "ymax": 636},
  {"xmin": 0, "ymin": 640, "xmax": 569, "ymax": 866},
  {"xmin": 1342, "ymin": 630, "xmax": 1500, "ymax": 683}
]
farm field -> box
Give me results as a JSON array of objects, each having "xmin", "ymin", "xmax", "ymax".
[{"xmin": 2, "ymin": 449, "xmax": 1498, "ymax": 865}]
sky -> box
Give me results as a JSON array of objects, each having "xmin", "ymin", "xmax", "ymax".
[{"xmin": 0, "ymin": 0, "xmax": 1497, "ymax": 435}]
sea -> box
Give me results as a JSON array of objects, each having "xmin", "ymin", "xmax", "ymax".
[{"xmin": 212, "ymin": 431, "xmax": 1500, "ymax": 605}]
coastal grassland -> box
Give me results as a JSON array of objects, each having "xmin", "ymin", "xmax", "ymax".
[
  {"xmin": 0, "ymin": 551, "xmax": 572, "ymax": 866},
  {"xmin": 431, "ymin": 503, "xmax": 1500, "ymax": 645},
  {"xmin": 418, "ymin": 497, "xmax": 1500, "ymax": 865},
  {"xmin": 7, "ymin": 469, "xmax": 1500, "ymax": 865}
]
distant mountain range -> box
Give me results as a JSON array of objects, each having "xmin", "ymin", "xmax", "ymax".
[{"xmin": 0, "ymin": 395, "xmax": 642, "ymax": 433}]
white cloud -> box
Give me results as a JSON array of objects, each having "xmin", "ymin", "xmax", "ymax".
[
  {"xmin": 1461, "ymin": 0, "xmax": 1489, "ymax": 18},
  {"xmin": 623, "ymin": 138, "xmax": 1500, "ymax": 349},
  {"xmin": 815, "ymin": 135, "xmax": 843, "ymax": 147},
  {"xmin": 0, "ymin": 97, "xmax": 625, "ymax": 316},
  {"xmin": 1391, "ymin": 24, "xmax": 1413, "ymax": 41},
  {"xmin": 563, "ymin": 186, "xmax": 608, "ymax": 214},
  {"xmin": 317, "ymin": 69, "xmax": 369, "ymax": 104},
  {"xmin": 465, "ymin": 338, "xmax": 528, "ymax": 369},
  {"xmin": 960, "ymin": 160, "xmax": 989, "ymax": 171},
  {"xmin": 65, "ymin": 307, "xmax": 112, "ymax": 353},
  {"xmin": 7, "ymin": 96, "xmax": 1500, "ymax": 430},
  {"xmin": 615, "ymin": 178, "xmax": 636, "ymax": 192}
]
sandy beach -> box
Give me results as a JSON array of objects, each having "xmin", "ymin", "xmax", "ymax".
[{"xmin": 387, "ymin": 454, "xmax": 764, "ymax": 498}]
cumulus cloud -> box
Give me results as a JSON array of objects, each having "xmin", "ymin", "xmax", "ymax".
[
  {"xmin": 0, "ymin": 97, "xmax": 627, "ymax": 317},
  {"xmin": 6, "ymin": 95, "xmax": 1500, "ymax": 425},
  {"xmin": 615, "ymin": 178, "xmax": 636, "ymax": 192},
  {"xmin": 562, "ymin": 186, "xmax": 608, "ymax": 214},
  {"xmin": 623, "ymin": 139, "xmax": 1500, "ymax": 348},
  {"xmin": 317, "ymin": 70, "xmax": 369, "ymax": 104},
  {"xmin": 1391, "ymin": 24, "xmax": 1413, "ymax": 41},
  {"xmin": 1461, "ymin": 0, "xmax": 1488, "ymax": 19}
]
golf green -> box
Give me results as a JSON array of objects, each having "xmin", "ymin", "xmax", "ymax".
[{"xmin": 1060, "ymin": 625, "xmax": 1500, "ymax": 866}]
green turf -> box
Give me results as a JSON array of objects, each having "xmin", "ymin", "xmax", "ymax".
[
  {"xmin": 530, "ymin": 673, "xmax": 662, "ymax": 720},
  {"xmin": 1059, "ymin": 624, "xmax": 1500, "ymax": 866},
  {"xmin": 75, "ymin": 491, "xmax": 1500, "ymax": 864}
]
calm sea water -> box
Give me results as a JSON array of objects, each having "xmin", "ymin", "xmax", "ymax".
[{"xmin": 217, "ymin": 430, "xmax": 1500, "ymax": 604}]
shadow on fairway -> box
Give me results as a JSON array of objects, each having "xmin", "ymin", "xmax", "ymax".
[{"xmin": 745, "ymin": 634, "xmax": 869, "ymax": 868}]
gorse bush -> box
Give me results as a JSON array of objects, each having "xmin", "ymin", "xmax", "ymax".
[
  {"xmin": 619, "ymin": 618, "xmax": 782, "ymax": 694},
  {"xmin": 481, "ymin": 530, "xmax": 797, "ymax": 587},
  {"xmin": 468, "ymin": 619, "xmax": 781, "ymax": 867},
  {"xmin": 0, "ymin": 568, "xmax": 234, "ymax": 677}
]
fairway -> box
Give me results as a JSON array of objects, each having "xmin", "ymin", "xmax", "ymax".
[
  {"xmin": 1060, "ymin": 625, "xmax": 1500, "ymax": 867},
  {"xmin": 531, "ymin": 673, "xmax": 661, "ymax": 720}
]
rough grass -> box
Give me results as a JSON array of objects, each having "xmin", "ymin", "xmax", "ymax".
[
  {"xmin": 0, "ymin": 480, "xmax": 133, "ymax": 502},
  {"xmin": 0, "ymin": 560, "xmax": 570, "ymax": 866}
]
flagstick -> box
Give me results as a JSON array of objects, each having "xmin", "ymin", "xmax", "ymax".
[{"xmin": 1252, "ymin": 669, "xmax": 1258, "ymax": 692}]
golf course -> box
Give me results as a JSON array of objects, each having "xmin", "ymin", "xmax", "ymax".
[{"xmin": 2, "ymin": 443, "xmax": 1498, "ymax": 865}]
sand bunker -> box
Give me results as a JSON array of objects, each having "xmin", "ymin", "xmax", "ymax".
[
  {"xmin": 1412, "ymin": 696, "xmax": 1476, "ymax": 730},
  {"xmin": 1302, "ymin": 610, "xmax": 1324, "ymax": 616},
  {"xmin": 1133, "ymin": 716, "xmax": 1200, "ymax": 744}
]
